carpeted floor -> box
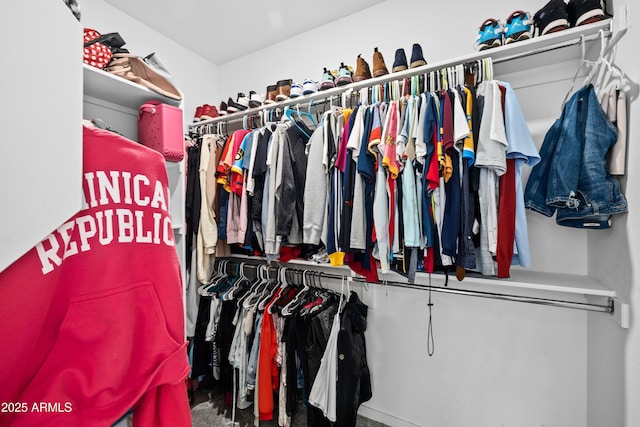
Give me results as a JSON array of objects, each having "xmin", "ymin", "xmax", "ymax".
[{"xmin": 191, "ymin": 383, "xmax": 387, "ymax": 427}]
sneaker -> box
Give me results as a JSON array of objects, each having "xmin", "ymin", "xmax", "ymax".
[
  {"xmin": 409, "ymin": 43, "xmax": 427, "ymax": 68},
  {"xmin": 504, "ymin": 10, "xmax": 534, "ymax": 44},
  {"xmin": 475, "ymin": 18, "xmax": 503, "ymax": 50},
  {"xmin": 200, "ymin": 104, "xmax": 219, "ymax": 120},
  {"xmin": 290, "ymin": 82, "xmax": 304, "ymax": 98},
  {"xmin": 219, "ymin": 101, "xmax": 228, "ymax": 115},
  {"xmin": 237, "ymin": 92, "xmax": 250, "ymax": 109},
  {"xmin": 193, "ymin": 105, "xmax": 203, "ymax": 121},
  {"xmin": 302, "ymin": 79, "xmax": 319, "ymax": 95},
  {"xmin": 264, "ymin": 84, "xmax": 278, "ymax": 104},
  {"xmin": 533, "ymin": 0, "xmax": 569, "ymax": 36},
  {"xmin": 249, "ymin": 90, "xmax": 264, "ymax": 108},
  {"xmin": 275, "ymin": 79, "xmax": 292, "ymax": 102},
  {"xmin": 335, "ymin": 63, "xmax": 354, "ymax": 86},
  {"xmin": 320, "ymin": 67, "xmax": 335, "ymax": 90},
  {"xmin": 567, "ymin": 0, "xmax": 607, "ymax": 27},
  {"xmin": 226, "ymin": 97, "xmax": 246, "ymax": 113},
  {"xmin": 354, "ymin": 54, "xmax": 373, "ymax": 81},
  {"xmin": 372, "ymin": 47, "xmax": 389, "ymax": 77},
  {"xmin": 392, "ymin": 48, "xmax": 408, "ymax": 73}
]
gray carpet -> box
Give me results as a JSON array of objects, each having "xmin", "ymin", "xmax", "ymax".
[{"xmin": 191, "ymin": 389, "xmax": 388, "ymax": 427}]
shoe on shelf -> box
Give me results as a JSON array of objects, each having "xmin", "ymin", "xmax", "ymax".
[
  {"xmin": 504, "ymin": 10, "xmax": 534, "ymax": 44},
  {"xmin": 237, "ymin": 92, "xmax": 250, "ymax": 109},
  {"xmin": 392, "ymin": 48, "xmax": 408, "ymax": 73},
  {"xmin": 372, "ymin": 47, "xmax": 389, "ymax": 77},
  {"xmin": 193, "ymin": 105, "xmax": 203, "ymax": 121},
  {"xmin": 320, "ymin": 67, "xmax": 336, "ymax": 91},
  {"xmin": 410, "ymin": 43, "xmax": 427, "ymax": 68},
  {"xmin": 302, "ymin": 79, "xmax": 319, "ymax": 95},
  {"xmin": 354, "ymin": 54, "xmax": 372, "ymax": 81},
  {"xmin": 227, "ymin": 97, "xmax": 246, "ymax": 113},
  {"xmin": 219, "ymin": 101, "xmax": 228, "ymax": 115},
  {"xmin": 249, "ymin": 90, "xmax": 264, "ymax": 108},
  {"xmin": 264, "ymin": 84, "xmax": 278, "ymax": 104},
  {"xmin": 567, "ymin": 0, "xmax": 607, "ymax": 27},
  {"xmin": 475, "ymin": 18, "xmax": 503, "ymax": 50},
  {"xmin": 275, "ymin": 79, "xmax": 292, "ymax": 101},
  {"xmin": 533, "ymin": 0, "xmax": 569, "ymax": 36},
  {"xmin": 200, "ymin": 104, "xmax": 219, "ymax": 120},
  {"xmin": 290, "ymin": 82, "xmax": 304, "ymax": 98},
  {"xmin": 336, "ymin": 62, "xmax": 354, "ymax": 86}
]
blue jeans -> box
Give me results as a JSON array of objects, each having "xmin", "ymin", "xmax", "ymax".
[{"xmin": 524, "ymin": 85, "xmax": 627, "ymax": 228}]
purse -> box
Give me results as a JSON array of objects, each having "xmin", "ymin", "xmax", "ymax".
[
  {"xmin": 83, "ymin": 29, "xmax": 127, "ymax": 69},
  {"xmin": 106, "ymin": 54, "xmax": 182, "ymax": 100}
]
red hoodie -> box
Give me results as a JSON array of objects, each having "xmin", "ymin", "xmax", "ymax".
[{"xmin": 0, "ymin": 126, "xmax": 191, "ymax": 427}]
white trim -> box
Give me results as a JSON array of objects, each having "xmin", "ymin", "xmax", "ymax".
[{"xmin": 358, "ymin": 404, "xmax": 423, "ymax": 427}]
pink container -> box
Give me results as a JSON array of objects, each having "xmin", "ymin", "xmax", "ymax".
[{"xmin": 138, "ymin": 101, "xmax": 184, "ymax": 162}]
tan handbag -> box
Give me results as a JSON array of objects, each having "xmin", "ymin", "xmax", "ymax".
[{"xmin": 105, "ymin": 54, "xmax": 182, "ymax": 101}]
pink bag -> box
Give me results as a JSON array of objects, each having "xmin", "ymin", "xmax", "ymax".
[{"xmin": 138, "ymin": 102, "xmax": 184, "ymax": 162}]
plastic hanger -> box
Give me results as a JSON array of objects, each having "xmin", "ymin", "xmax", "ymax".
[
  {"xmin": 242, "ymin": 265, "xmax": 270, "ymax": 309},
  {"xmin": 284, "ymin": 105, "xmax": 315, "ymax": 138},
  {"xmin": 281, "ymin": 270, "xmax": 311, "ymax": 316},
  {"xmin": 222, "ymin": 262, "xmax": 250, "ymax": 300}
]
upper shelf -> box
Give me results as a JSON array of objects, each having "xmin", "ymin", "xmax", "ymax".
[
  {"xmin": 83, "ymin": 63, "xmax": 181, "ymax": 110},
  {"xmin": 191, "ymin": 19, "xmax": 613, "ymax": 128}
]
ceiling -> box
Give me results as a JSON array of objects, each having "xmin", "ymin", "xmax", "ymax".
[{"xmin": 104, "ymin": 0, "xmax": 386, "ymax": 65}]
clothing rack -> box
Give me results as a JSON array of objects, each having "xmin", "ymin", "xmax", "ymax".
[
  {"xmin": 216, "ymin": 259, "xmax": 614, "ymax": 314},
  {"xmin": 190, "ymin": 19, "xmax": 613, "ymax": 132}
]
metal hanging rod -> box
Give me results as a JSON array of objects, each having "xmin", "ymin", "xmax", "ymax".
[
  {"xmin": 190, "ymin": 19, "xmax": 612, "ymax": 129},
  {"xmin": 215, "ymin": 259, "xmax": 614, "ymax": 313}
]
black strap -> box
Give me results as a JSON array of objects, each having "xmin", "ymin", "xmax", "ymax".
[{"xmin": 427, "ymin": 274, "xmax": 435, "ymax": 357}]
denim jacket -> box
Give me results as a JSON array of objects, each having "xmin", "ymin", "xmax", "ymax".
[{"xmin": 524, "ymin": 84, "xmax": 627, "ymax": 229}]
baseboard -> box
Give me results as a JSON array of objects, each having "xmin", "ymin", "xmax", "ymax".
[{"xmin": 358, "ymin": 404, "xmax": 422, "ymax": 427}]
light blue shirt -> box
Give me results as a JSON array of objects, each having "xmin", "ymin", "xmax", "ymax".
[{"xmin": 501, "ymin": 81, "xmax": 540, "ymax": 268}]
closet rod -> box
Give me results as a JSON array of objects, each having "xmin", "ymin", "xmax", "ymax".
[
  {"xmin": 217, "ymin": 260, "xmax": 614, "ymax": 313},
  {"xmin": 191, "ymin": 19, "xmax": 612, "ymax": 129}
]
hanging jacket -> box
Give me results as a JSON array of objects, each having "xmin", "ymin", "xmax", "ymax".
[{"xmin": 524, "ymin": 84, "xmax": 627, "ymax": 229}]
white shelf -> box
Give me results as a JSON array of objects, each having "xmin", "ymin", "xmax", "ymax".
[
  {"xmin": 191, "ymin": 19, "xmax": 612, "ymax": 128},
  {"xmin": 83, "ymin": 64, "xmax": 181, "ymax": 110},
  {"xmin": 221, "ymin": 254, "xmax": 616, "ymax": 301}
]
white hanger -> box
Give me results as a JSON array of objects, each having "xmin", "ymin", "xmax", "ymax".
[{"xmin": 281, "ymin": 270, "xmax": 310, "ymax": 316}]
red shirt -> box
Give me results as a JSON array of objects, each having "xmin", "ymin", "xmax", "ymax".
[{"xmin": 0, "ymin": 126, "xmax": 190, "ymax": 427}]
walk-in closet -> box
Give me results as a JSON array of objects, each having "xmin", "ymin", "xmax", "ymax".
[{"xmin": 1, "ymin": 0, "xmax": 639, "ymax": 426}]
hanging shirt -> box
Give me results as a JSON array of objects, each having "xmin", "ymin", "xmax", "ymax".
[
  {"xmin": 381, "ymin": 101, "xmax": 400, "ymax": 179},
  {"xmin": 461, "ymin": 86, "xmax": 476, "ymax": 165},
  {"xmin": 500, "ymin": 81, "xmax": 541, "ymax": 269},
  {"xmin": 230, "ymin": 131, "xmax": 253, "ymax": 196},
  {"xmin": 265, "ymin": 124, "xmax": 287, "ymax": 258},
  {"xmin": 303, "ymin": 126, "xmax": 328, "ymax": 245},
  {"xmin": 197, "ymin": 134, "xmax": 218, "ymax": 283},
  {"xmin": 308, "ymin": 310, "xmax": 341, "ymax": 422},
  {"xmin": 367, "ymin": 104, "xmax": 382, "ymax": 154},
  {"xmin": 347, "ymin": 107, "xmax": 367, "ymax": 250},
  {"xmin": 373, "ymin": 153, "xmax": 390, "ymax": 273}
]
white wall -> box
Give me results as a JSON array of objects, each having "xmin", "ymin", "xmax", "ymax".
[
  {"xmin": 216, "ymin": 1, "xmax": 637, "ymax": 426},
  {"xmin": 590, "ymin": 2, "xmax": 640, "ymax": 427},
  {"xmin": 0, "ymin": 1, "xmax": 83, "ymax": 272},
  {"xmin": 81, "ymin": 0, "xmax": 220, "ymax": 128}
]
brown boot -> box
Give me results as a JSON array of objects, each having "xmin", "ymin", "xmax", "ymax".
[
  {"xmin": 354, "ymin": 54, "xmax": 372, "ymax": 82},
  {"xmin": 372, "ymin": 47, "xmax": 389, "ymax": 77},
  {"xmin": 275, "ymin": 79, "xmax": 292, "ymax": 102},
  {"xmin": 264, "ymin": 84, "xmax": 278, "ymax": 104}
]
